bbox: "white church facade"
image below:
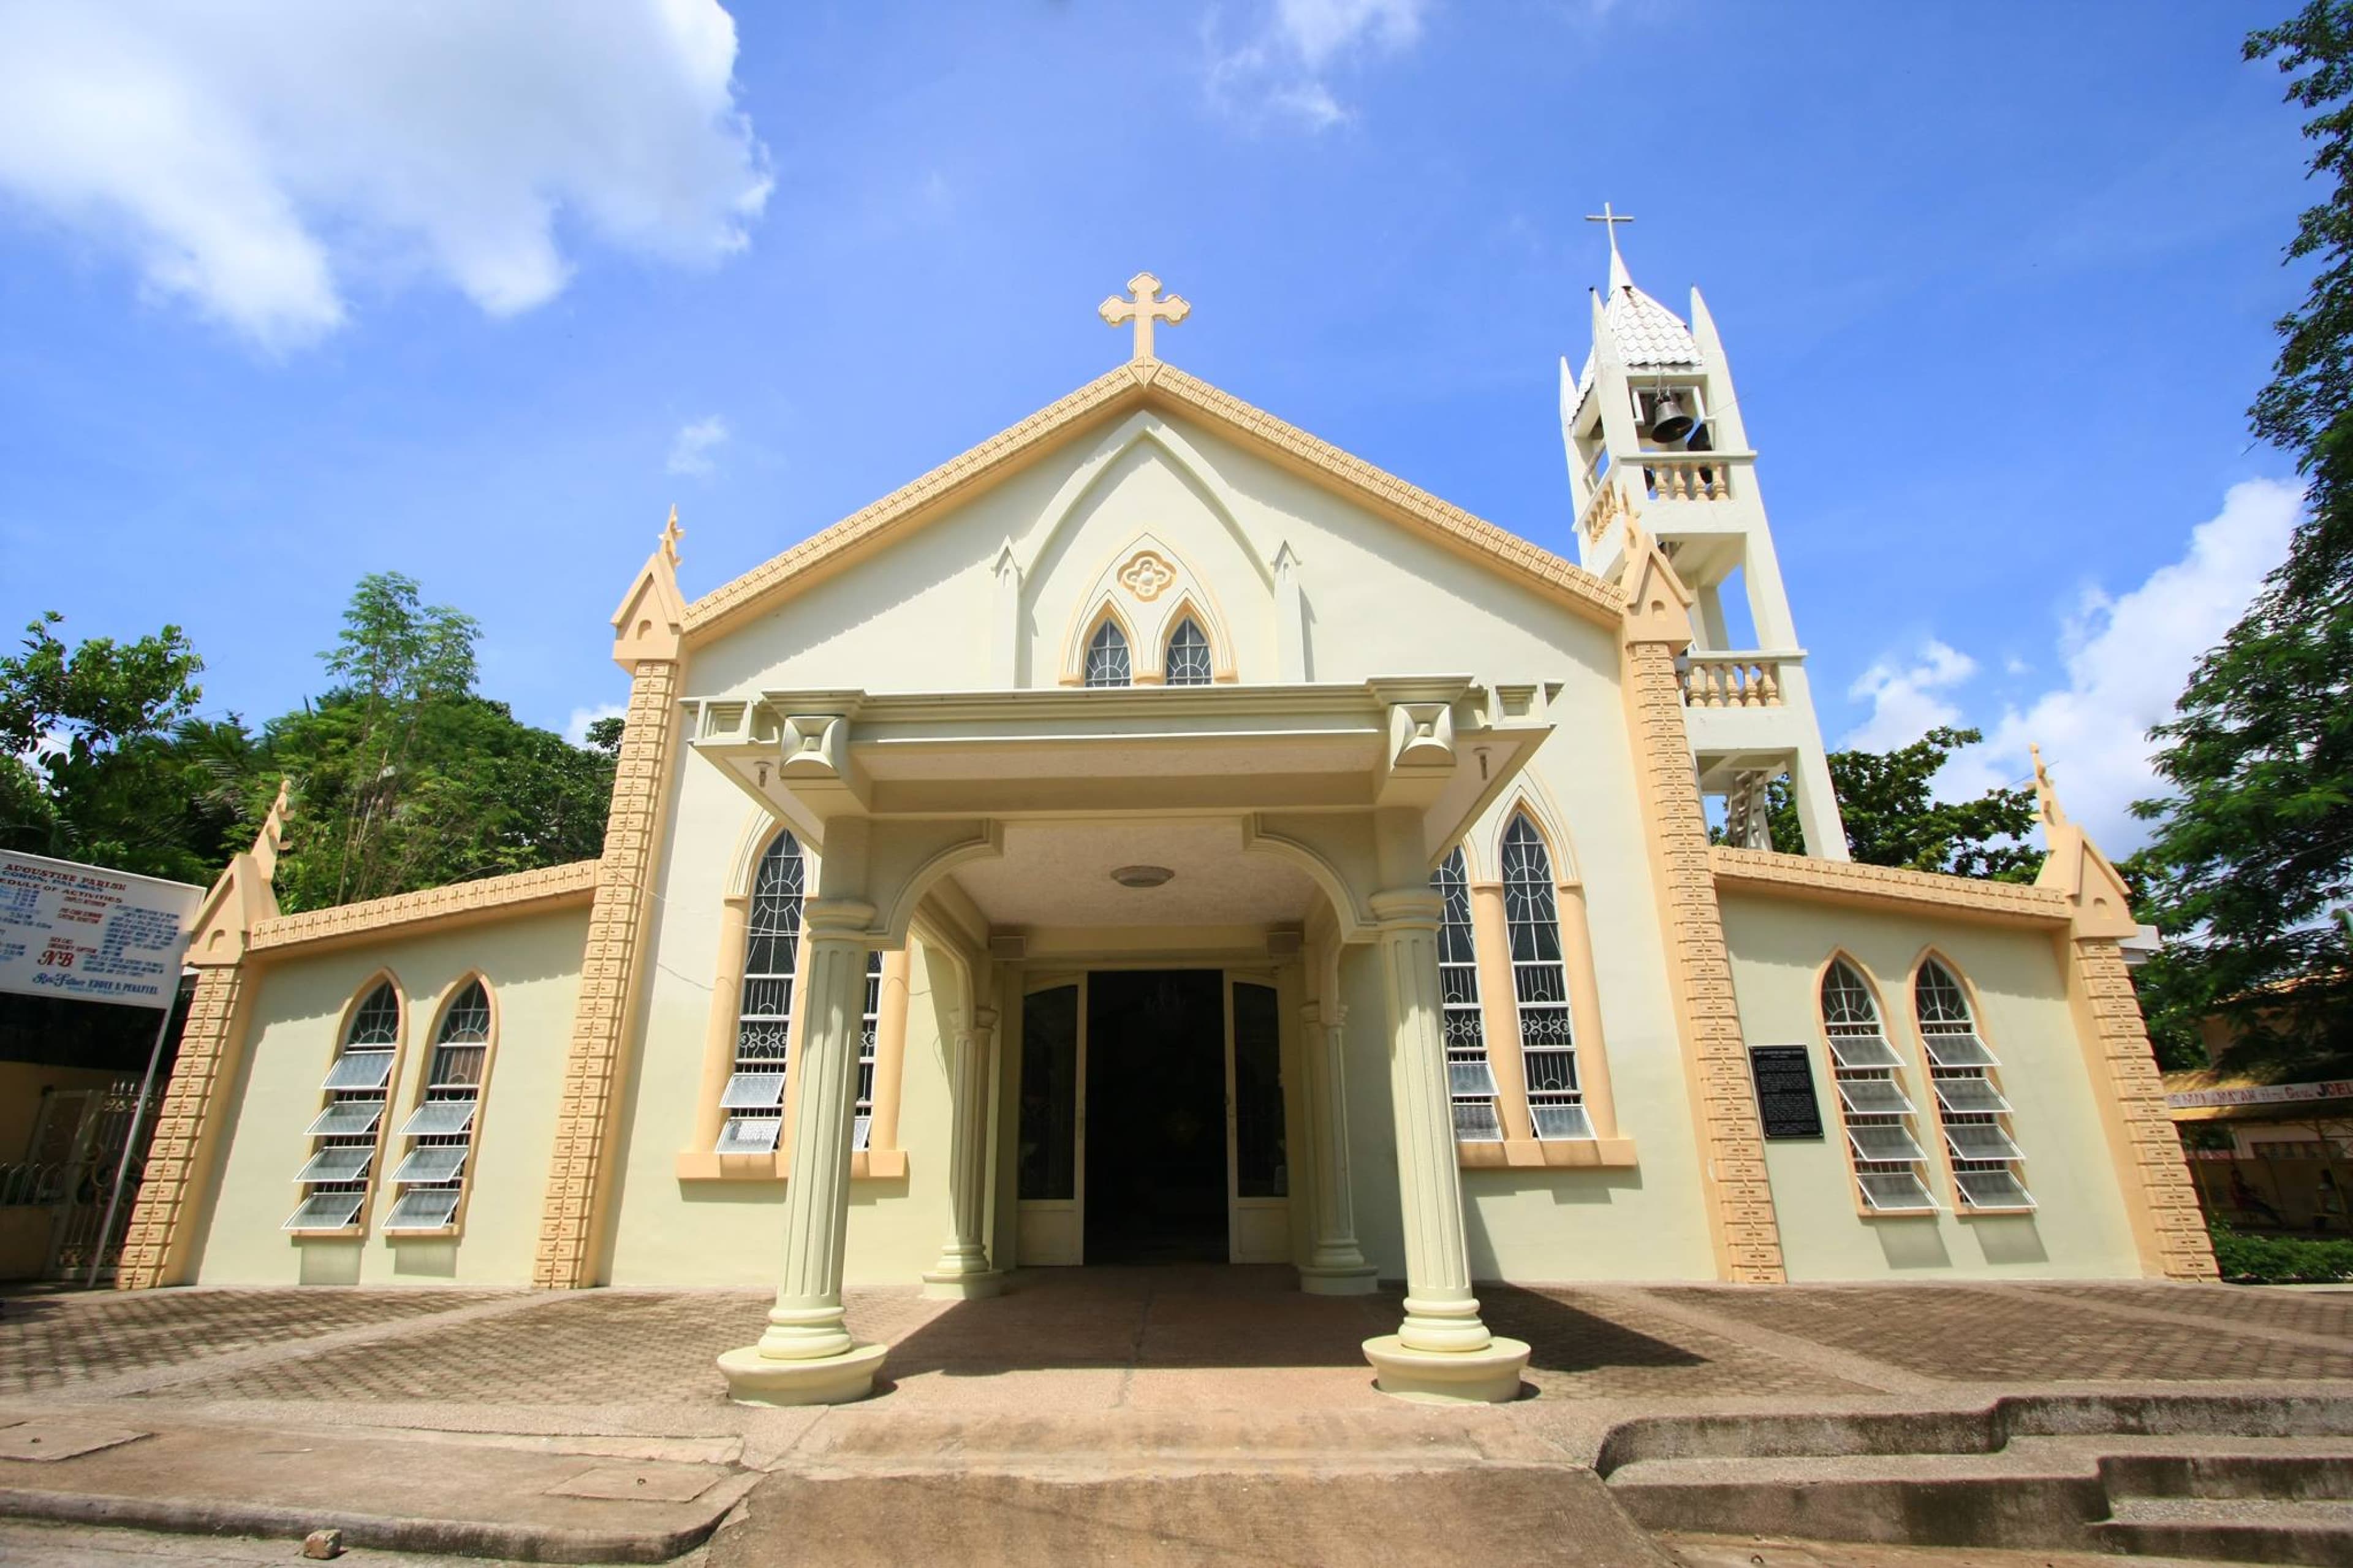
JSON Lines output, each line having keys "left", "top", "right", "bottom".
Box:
{"left": 118, "top": 242, "right": 2215, "bottom": 1404}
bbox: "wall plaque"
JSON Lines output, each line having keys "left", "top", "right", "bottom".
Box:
{"left": 1748, "top": 1044, "right": 1825, "bottom": 1140}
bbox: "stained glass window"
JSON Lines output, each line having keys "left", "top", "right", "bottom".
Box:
{"left": 720, "top": 832, "right": 803, "bottom": 1154}
{"left": 386, "top": 978, "right": 494, "bottom": 1232}
{"left": 1165, "top": 618, "right": 1212, "bottom": 686}
{"left": 1500, "top": 814, "right": 1589, "bottom": 1139}
{"left": 1430, "top": 847, "right": 1499, "bottom": 1140}
{"left": 1084, "top": 620, "right": 1131, "bottom": 687}
{"left": 1819, "top": 958, "right": 1933, "bottom": 1212}
{"left": 287, "top": 980, "right": 400, "bottom": 1232}
{"left": 1913, "top": 958, "right": 2032, "bottom": 1209}
{"left": 855, "top": 950, "right": 882, "bottom": 1153}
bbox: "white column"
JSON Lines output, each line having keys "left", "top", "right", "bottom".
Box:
{"left": 1298, "top": 997, "right": 1376, "bottom": 1294}
{"left": 924, "top": 1004, "right": 1004, "bottom": 1298}
{"left": 717, "top": 901, "right": 889, "bottom": 1404}
{"left": 1360, "top": 887, "right": 1529, "bottom": 1403}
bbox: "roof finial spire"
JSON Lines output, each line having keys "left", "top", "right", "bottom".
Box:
{"left": 2029, "top": 742, "right": 2069, "bottom": 830}
{"left": 1586, "top": 202, "right": 1635, "bottom": 294}
{"left": 659, "top": 504, "right": 683, "bottom": 567}
{"left": 1099, "top": 271, "right": 1191, "bottom": 363}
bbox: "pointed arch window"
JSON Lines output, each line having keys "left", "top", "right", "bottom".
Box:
{"left": 1084, "top": 620, "right": 1131, "bottom": 687}
{"left": 855, "top": 949, "right": 883, "bottom": 1151}
{"left": 1164, "top": 617, "right": 1213, "bottom": 686}
{"left": 1819, "top": 959, "right": 1935, "bottom": 1213}
{"left": 1914, "top": 959, "right": 2033, "bottom": 1210}
{"left": 386, "top": 979, "right": 493, "bottom": 1232}
{"left": 1500, "top": 814, "right": 1593, "bottom": 1140}
{"left": 718, "top": 831, "right": 803, "bottom": 1154}
{"left": 287, "top": 980, "right": 400, "bottom": 1231}
{"left": 1431, "top": 847, "right": 1500, "bottom": 1141}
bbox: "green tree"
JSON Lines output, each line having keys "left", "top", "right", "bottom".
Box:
{"left": 1730, "top": 726, "right": 2042, "bottom": 881}
{"left": 0, "top": 612, "right": 233, "bottom": 881}
{"left": 2125, "top": 4, "right": 2353, "bottom": 1074}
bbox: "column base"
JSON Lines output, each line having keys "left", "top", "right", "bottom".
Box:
{"left": 920, "top": 1268, "right": 1005, "bottom": 1300}
{"left": 1298, "top": 1264, "right": 1380, "bottom": 1296}
{"left": 716, "top": 1341, "right": 888, "bottom": 1407}
{"left": 1361, "top": 1333, "right": 1529, "bottom": 1404}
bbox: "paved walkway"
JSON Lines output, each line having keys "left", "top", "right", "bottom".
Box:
{"left": 1, "top": 1268, "right": 2347, "bottom": 1562}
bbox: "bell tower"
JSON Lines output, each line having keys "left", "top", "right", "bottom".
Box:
{"left": 1561, "top": 210, "right": 1847, "bottom": 859}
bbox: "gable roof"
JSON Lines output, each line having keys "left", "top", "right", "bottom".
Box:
{"left": 683, "top": 360, "right": 1624, "bottom": 646}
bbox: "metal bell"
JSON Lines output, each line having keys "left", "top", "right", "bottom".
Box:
{"left": 1647, "top": 390, "right": 1695, "bottom": 442}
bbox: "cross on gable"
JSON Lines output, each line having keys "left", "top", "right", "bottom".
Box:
{"left": 1099, "top": 271, "right": 1190, "bottom": 363}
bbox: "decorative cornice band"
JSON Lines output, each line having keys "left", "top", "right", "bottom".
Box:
{"left": 249, "top": 860, "right": 601, "bottom": 955}
{"left": 1711, "top": 846, "right": 2071, "bottom": 924}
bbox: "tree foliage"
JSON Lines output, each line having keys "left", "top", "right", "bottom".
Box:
{"left": 1733, "top": 726, "right": 2042, "bottom": 881}
{"left": 0, "top": 577, "right": 615, "bottom": 911}
{"left": 2124, "top": 3, "right": 2353, "bottom": 1075}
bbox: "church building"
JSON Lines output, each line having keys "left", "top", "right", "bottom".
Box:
{"left": 117, "top": 235, "right": 2215, "bottom": 1406}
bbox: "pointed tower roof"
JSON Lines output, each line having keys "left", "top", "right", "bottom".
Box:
{"left": 1579, "top": 205, "right": 1701, "bottom": 387}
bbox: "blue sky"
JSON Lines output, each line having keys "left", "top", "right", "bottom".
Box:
{"left": 0, "top": 2, "right": 2316, "bottom": 850}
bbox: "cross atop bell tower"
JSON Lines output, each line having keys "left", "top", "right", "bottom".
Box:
{"left": 1099, "top": 272, "right": 1191, "bottom": 362}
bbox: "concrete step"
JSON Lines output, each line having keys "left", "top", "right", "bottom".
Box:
{"left": 2094, "top": 1497, "right": 2353, "bottom": 1566}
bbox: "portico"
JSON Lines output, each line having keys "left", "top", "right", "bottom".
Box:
{"left": 700, "top": 678, "right": 1548, "bottom": 1404}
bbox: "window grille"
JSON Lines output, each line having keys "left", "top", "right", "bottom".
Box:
{"left": 286, "top": 980, "right": 399, "bottom": 1232}
{"left": 1914, "top": 959, "right": 2033, "bottom": 1210}
{"left": 855, "top": 950, "right": 882, "bottom": 1153}
{"left": 719, "top": 831, "right": 803, "bottom": 1154}
{"left": 1819, "top": 958, "right": 1937, "bottom": 1213}
{"left": 1499, "top": 815, "right": 1591, "bottom": 1140}
{"left": 1165, "top": 618, "right": 1213, "bottom": 686}
{"left": 385, "top": 979, "right": 491, "bottom": 1233}
{"left": 1084, "top": 620, "right": 1131, "bottom": 687}
{"left": 1430, "top": 847, "right": 1499, "bottom": 1141}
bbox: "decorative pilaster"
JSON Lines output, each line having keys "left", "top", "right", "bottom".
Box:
{"left": 1297, "top": 997, "right": 1376, "bottom": 1294}
{"left": 1360, "top": 888, "right": 1529, "bottom": 1403}
{"left": 719, "top": 905, "right": 889, "bottom": 1404}
{"left": 1620, "top": 528, "right": 1785, "bottom": 1283}
{"left": 924, "top": 1004, "right": 1004, "bottom": 1297}
{"left": 535, "top": 515, "right": 690, "bottom": 1289}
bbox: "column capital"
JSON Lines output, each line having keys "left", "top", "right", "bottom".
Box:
{"left": 1302, "top": 999, "right": 1347, "bottom": 1029}
{"left": 1369, "top": 887, "right": 1443, "bottom": 928}
{"left": 803, "top": 899, "right": 877, "bottom": 938}
{"left": 969, "top": 1004, "right": 999, "bottom": 1032}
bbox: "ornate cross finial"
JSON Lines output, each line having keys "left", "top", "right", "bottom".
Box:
{"left": 659, "top": 504, "right": 684, "bottom": 567}
{"left": 1099, "top": 271, "right": 1190, "bottom": 362}
{"left": 2029, "top": 743, "right": 2068, "bottom": 829}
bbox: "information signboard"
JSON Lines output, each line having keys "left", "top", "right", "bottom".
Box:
{"left": 1748, "top": 1043, "right": 1825, "bottom": 1140}
{"left": 0, "top": 850, "right": 202, "bottom": 1009}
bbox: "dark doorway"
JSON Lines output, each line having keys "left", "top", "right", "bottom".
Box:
{"left": 1085, "top": 969, "right": 1228, "bottom": 1263}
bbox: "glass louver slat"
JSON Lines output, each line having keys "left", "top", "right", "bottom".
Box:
{"left": 1857, "top": 1170, "right": 1938, "bottom": 1213}
{"left": 1529, "top": 1100, "right": 1596, "bottom": 1140}
{"left": 1944, "top": 1123, "right": 2026, "bottom": 1162}
{"left": 322, "top": 1049, "right": 395, "bottom": 1091}
{"left": 295, "top": 1145, "right": 374, "bottom": 1184}
{"left": 721, "top": 1072, "right": 786, "bottom": 1110}
{"left": 389, "top": 1144, "right": 468, "bottom": 1185}
{"left": 1953, "top": 1167, "right": 2036, "bottom": 1210}
{"left": 1846, "top": 1123, "right": 1928, "bottom": 1163}
{"left": 384, "top": 1187, "right": 463, "bottom": 1232}
{"left": 305, "top": 1100, "right": 384, "bottom": 1138}
{"left": 1452, "top": 1101, "right": 1503, "bottom": 1142}
{"left": 852, "top": 1115, "right": 873, "bottom": 1154}
{"left": 282, "top": 1191, "right": 366, "bottom": 1232}
{"left": 716, "top": 1116, "right": 782, "bottom": 1155}
{"left": 1825, "top": 1033, "right": 1902, "bottom": 1070}
{"left": 1932, "top": 1075, "right": 2011, "bottom": 1115}
{"left": 397, "top": 1100, "right": 476, "bottom": 1138}
{"left": 1447, "top": 1058, "right": 1499, "bottom": 1097}
{"left": 1921, "top": 1032, "right": 1999, "bottom": 1069}
{"left": 1836, "top": 1078, "right": 1914, "bottom": 1116}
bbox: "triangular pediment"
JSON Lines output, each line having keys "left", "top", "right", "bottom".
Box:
{"left": 684, "top": 362, "right": 1624, "bottom": 645}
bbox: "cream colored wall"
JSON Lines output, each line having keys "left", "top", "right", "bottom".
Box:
{"left": 1719, "top": 891, "right": 2142, "bottom": 1280}
{"left": 189, "top": 907, "right": 588, "bottom": 1286}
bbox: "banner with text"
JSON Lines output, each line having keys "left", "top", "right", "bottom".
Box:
{"left": 0, "top": 851, "right": 203, "bottom": 1009}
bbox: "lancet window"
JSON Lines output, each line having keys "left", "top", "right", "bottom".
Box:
{"left": 287, "top": 980, "right": 400, "bottom": 1232}
{"left": 1819, "top": 959, "right": 1936, "bottom": 1214}
{"left": 1500, "top": 814, "right": 1593, "bottom": 1140}
{"left": 385, "top": 979, "right": 491, "bottom": 1232}
{"left": 1083, "top": 621, "right": 1131, "bottom": 688}
{"left": 1164, "top": 617, "right": 1213, "bottom": 686}
{"left": 1914, "top": 960, "right": 2033, "bottom": 1210}
{"left": 718, "top": 831, "right": 803, "bottom": 1154}
{"left": 854, "top": 950, "right": 882, "bottom": 1152}
{"left": 1431, "top": 846, "right": 1500, "bottom": 1141}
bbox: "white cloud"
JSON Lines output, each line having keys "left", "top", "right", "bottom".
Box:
{"left": 1843, "top": 639, "right": 1977, "bottom": 752}
{"left": 1836, "top": 478, "right": 2302, "bottom": 853}
{"left": 565, "top": 702, "right": 626, "bottom": 747}
{"left": 666, "top": 415, "right": 730, "bottom": 477}
{"left": 0, "top": 2, "right": 771, "bottom": 349}
{"left": 1205, "top": 0, "right": 1428, "bottom": 129}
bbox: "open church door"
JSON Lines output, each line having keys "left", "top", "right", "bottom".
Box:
{"left": 1227, "top": 974, "right": 1293, "bottom": 1263}
{"left": 1014, "top": 974, "right": 1084, "bottom": 1265}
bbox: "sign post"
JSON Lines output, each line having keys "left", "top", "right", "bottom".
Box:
{"left": 0, "top": 851, "right": 203, "bottom": 1285}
